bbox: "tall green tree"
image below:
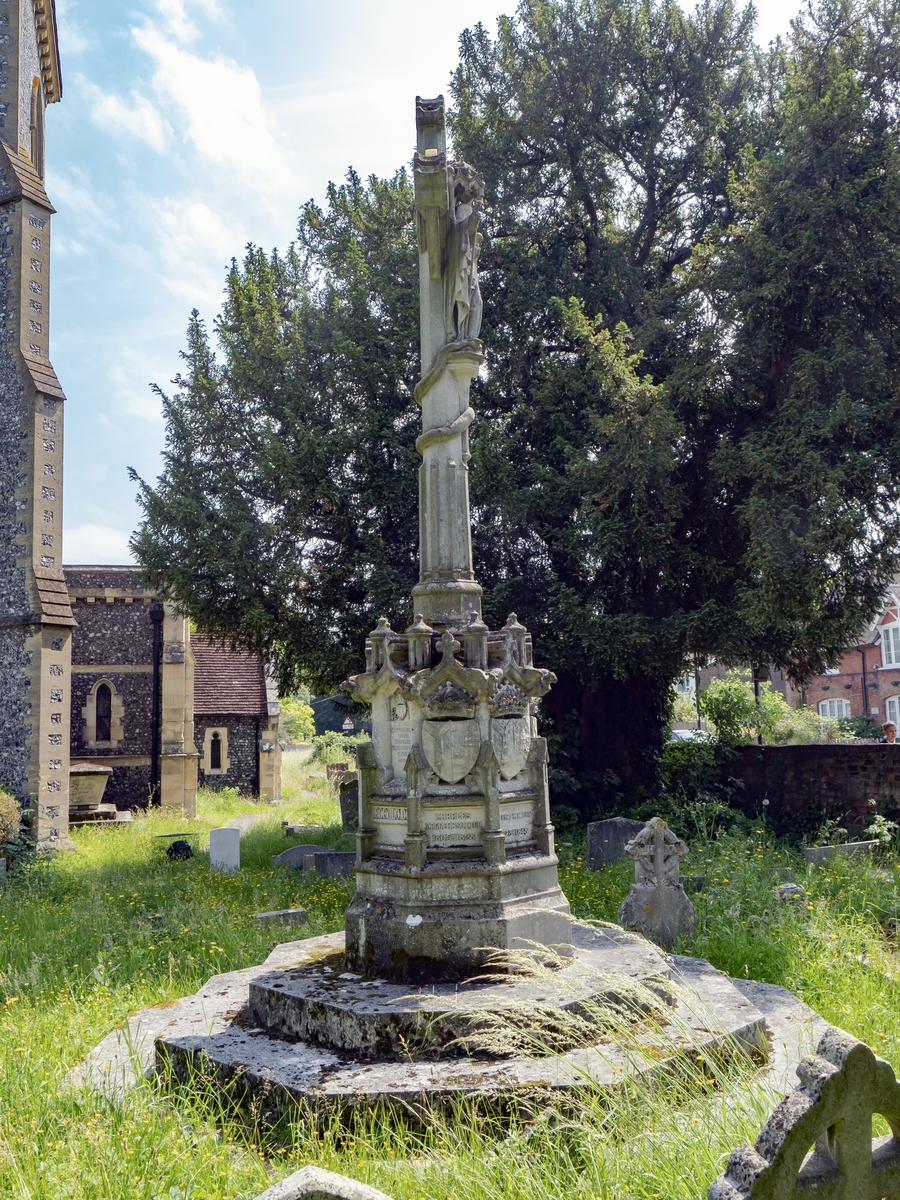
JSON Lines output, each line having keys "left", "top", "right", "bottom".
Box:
{"left": 133, "top": 0, "right": 900, "bottom": 815}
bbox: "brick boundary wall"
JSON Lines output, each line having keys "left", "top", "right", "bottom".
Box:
{"left": 729, "top": 743, "right": 900, "bottom": 832}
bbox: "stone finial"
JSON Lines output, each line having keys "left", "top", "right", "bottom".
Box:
{"left": 253, "top": 1164, "right": 395, "bottom": 1200}
{"left": 462, "top": 609, "right": 489, "bottom": 669}
{"left": 709, "top": 1028, "right": 900, "bottom": 1200}
{"left": 502, "top": 613, "right": 528, "bottom": 666}
{"left": 404, "top": 612, "right": 434, "bottom": 671}
{"left": 616, "top": 817, "right": 696, "bottom": 949}
{"left": 368, "top": 617, "right": 396, "bottom": 670}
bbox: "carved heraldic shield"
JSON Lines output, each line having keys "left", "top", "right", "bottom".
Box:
{"left": 422, "top": 719, "right": 481, "bottom": 784}
{"left": 492, "top": 716, "right": 530, "bottom": 780}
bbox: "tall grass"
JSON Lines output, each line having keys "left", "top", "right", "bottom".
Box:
{"left": 2, "top": 789, "right": 900, "bottom": 1199}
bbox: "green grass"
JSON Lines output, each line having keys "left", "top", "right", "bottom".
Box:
{"left": 3, "top": 793, "right": 900, "bottom": 1199}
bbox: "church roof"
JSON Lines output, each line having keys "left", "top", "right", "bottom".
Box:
{"left": 191, "top": 632, "right": 271, "bottom": 717}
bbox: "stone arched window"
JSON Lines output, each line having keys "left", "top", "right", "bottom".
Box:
{"left": 29, "top": 78, "right": 44, "bottom": 177}
{"left": 201, "top": 727, "right": 230, "bottom": 775}
{"left": 81, "top": 679, "right": 124, "bottom": 748}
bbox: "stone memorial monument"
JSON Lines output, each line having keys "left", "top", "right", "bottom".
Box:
{"left": 343, "top": 95, "right": 570, "bottom": 981}
{"left": 76, "top": 97, "right": 774, "bottom": 1116}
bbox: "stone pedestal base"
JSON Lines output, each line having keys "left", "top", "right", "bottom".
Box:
{"left": 344, "top": 850, "right": 572, "bottom": 982}
{"left": 145, "top": 925, "right": 766, "bottom": 1119}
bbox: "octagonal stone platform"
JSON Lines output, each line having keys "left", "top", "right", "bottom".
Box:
{"left": 143, "top": 923, "right": 767, "bottom": 1116}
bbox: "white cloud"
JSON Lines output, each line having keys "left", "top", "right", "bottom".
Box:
{"left": 154, "top": 0, "right": 223, "bottom": 43}
{"left": 152, "top": 196, "right": 242, "bottom": 307}
{"left": 133, "top": 24, "right": 296, "bottom": 198}
{"left": 88, "top": 87, "right": 171, "bottom": 153}
{"left": 63, "top": 524, "right": 135, "bottom": 565}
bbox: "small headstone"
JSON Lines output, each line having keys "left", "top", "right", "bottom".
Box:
{"left": 617, "top": 817, "right": 696, "bottom": 950}
{"left": 774, "top": 883, "right": 806, "bottom": 904}
{"left": 303, "top": 851, "right": 355, "bottom": 879}
{"left": 0, "top": 857, "right": 6, "bottom": 882}
{"left": 210, "top": 827, "right": 241, "bottom": 871}
{"left": 272, "top": 844, "right": 332, "bottom": 868}
{"left": 587, "top": 817, "right": 645, "bottom": 869}
{"left": 255, "top": 907, "right": 309, "bottom": 928}
{"left": 325, "top": 762, "right": 350, "bottom": 789}
{"left": 339, "top": 777, "right": 359, "bottom": 831}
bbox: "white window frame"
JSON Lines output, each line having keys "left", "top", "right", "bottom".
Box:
{"left": 818, "top": 698, "right": 851, "bottom": 719}
{"left": 886, "top": 696, "right": 900, "bottom": 726}
{"left": 883, "top": 624, "right": 900, "bottom": 667}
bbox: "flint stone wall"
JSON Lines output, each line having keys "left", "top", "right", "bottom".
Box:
{"left": 194, "top": 713, "right": 259, "bottom": 794}
{"left": 67, "top": 579, "right": 157, "bottom": 808}
{"left": 0, "top": 197, "right": 29, "bottom": 801}
{"left": 730, "top": 744, "right": 900, "bottom": 831}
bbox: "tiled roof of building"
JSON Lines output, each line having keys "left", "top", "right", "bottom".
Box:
{"left": 191, "top": 633, "right": 269, "bottom": 716}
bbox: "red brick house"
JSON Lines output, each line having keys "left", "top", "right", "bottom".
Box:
{"left": 801, "top": 583, "right": 900, "bottom": 725}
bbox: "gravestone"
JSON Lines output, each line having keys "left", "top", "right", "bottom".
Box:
{"left": 303, "top": 851, "right": 355, "bottom": 879}
{"left": 587, "top": 817, "right": 645, "bottom": 869}
{"left": 617, "top": 817, "right": 696, "bottom": 949}
{"left": 209, "top": 827, "right": 240, "bottom": 871}
{"left": 709, "top": 1028, "right": 900, "bottom": 1199}
{"left": 271, "top": 844, "right": 332, "bottom": 868}
{"left": 255, "top": 908, "right": 308, "bottom": 928}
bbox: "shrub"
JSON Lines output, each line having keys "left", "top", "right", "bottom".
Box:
{"left": 700, "top": 669, "right": 848, "bottom": 745}
{"left": 839, "top": 714, "right": 882, "bottom": 740}
{"left": 0, "top": 788, "right": 21, "bottom": 841}
{"left": 280, "top": 694, "right": 316, "bottom": 743}
{"left": 310, "top": 730, "right": 369, "bottom": 764}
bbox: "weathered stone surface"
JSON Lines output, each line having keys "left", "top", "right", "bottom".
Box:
{"left": 284, "top": 824, "right": 325, "bottom": 840}
{"left": 248, "top": 922, "right": 673, "bottom": 1059}
{"left": 66, "top": 933, "right": 343, "bottom": 1097}
{"left": 304, "top": 851, "right": 355, "bottom": 879}
{"left": 344, "top": 849, "right": 571, "bottom": 982}
{"left": 210, "top": 827, "right": 240, "bottom": 871}
{"left": 617, "top": 818, "right": 697, "bottom": 949}
{"left": 339, "top": 781, "right": 359, "bottom": 831}
{"left": 253, "top": 1165, "right": 394, "bottom": 1200}
{"left": 709, "top": 1028, "right": 900, "bottom": 1199}
{"left": 587, "top": 817, "right": 645, "bottom": 869}
{"left": 272, "top": 845, "right": 333, "bottom": 868}
{"left": 255, "top": 908, "right": 308, "bottom": 927}
{"left": 803, "top": 840, "right": 879, "bottom": 867}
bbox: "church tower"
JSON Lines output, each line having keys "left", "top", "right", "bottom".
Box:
{"left": 0, "top": 2, "right": 73, "bottom": 846}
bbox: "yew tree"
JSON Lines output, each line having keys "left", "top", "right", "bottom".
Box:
{"left": 133, "top": 0, "right": 900, "bottom": 814}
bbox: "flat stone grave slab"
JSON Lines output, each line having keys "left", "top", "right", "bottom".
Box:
{"left": 272, "top": 845, "right": 333, "bottom": 868}
{"left": 283, "top": 824, "right": 325, "bottom": 840}
{"left": 256, "top": 908, "right": 309, "bottom": 928}
{"left": 587, "top": 817, "right": 645, "bottom": 869}
{"left": 803, "top": 840, "right": 879, "bottom": 867}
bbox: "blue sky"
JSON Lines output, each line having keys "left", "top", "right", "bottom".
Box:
{"left": 51, "top": 0, "right": 800, "bottom": 565}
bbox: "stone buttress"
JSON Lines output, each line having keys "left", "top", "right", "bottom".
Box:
{"left": 0, "top": 2, "right": 72, "bottom": 845}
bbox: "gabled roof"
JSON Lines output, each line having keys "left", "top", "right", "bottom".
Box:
{"left": 191, "top": 632, "right": 271, "bottom": 717}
